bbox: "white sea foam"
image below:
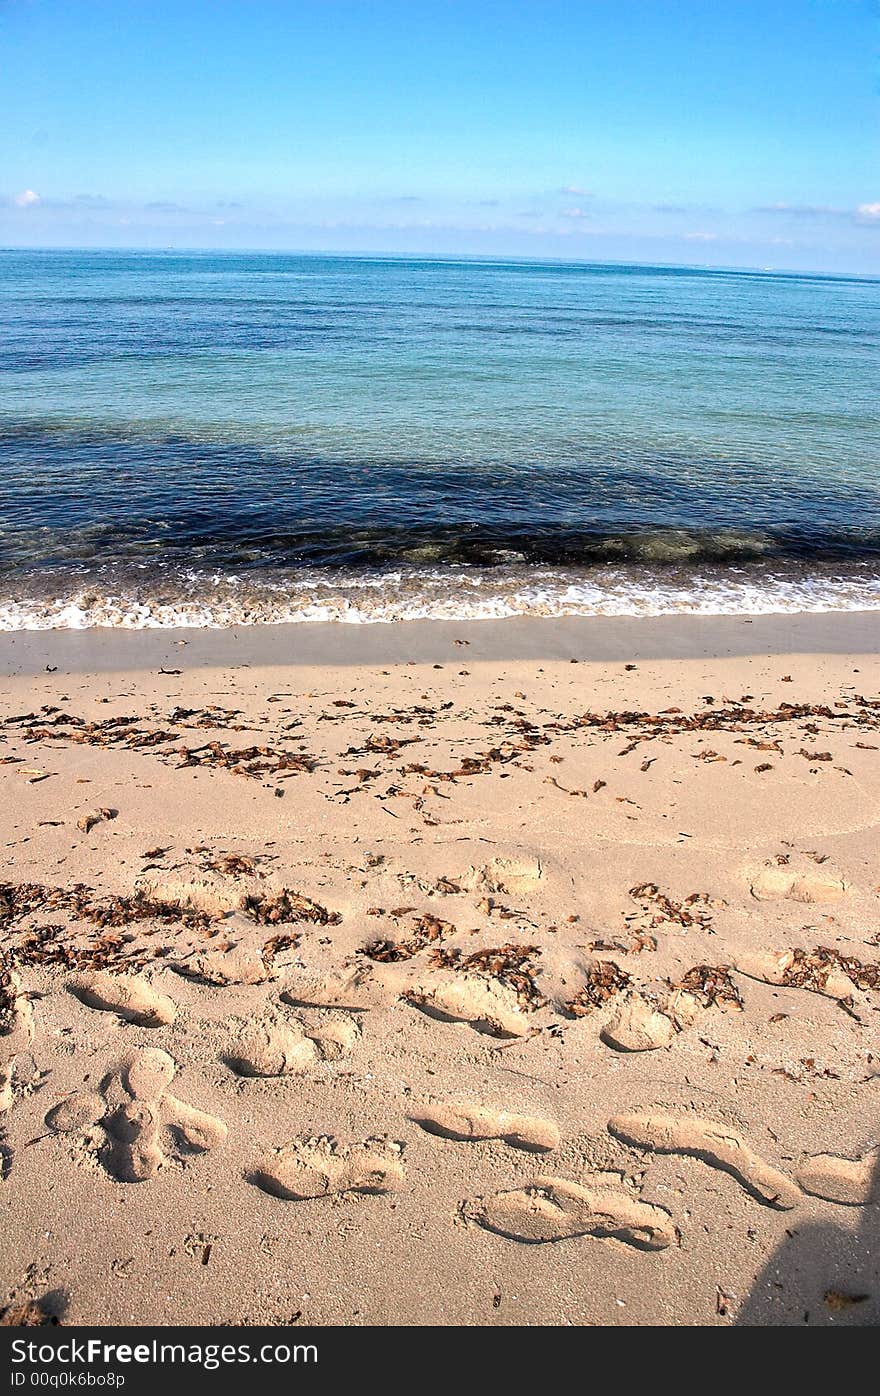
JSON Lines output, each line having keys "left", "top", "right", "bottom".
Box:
{"left": 1, "top": 565, "right": 878, "bottom": 630}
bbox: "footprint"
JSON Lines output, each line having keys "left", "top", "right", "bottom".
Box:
{"left": 465, "top": 857, "right": 543, "bottom": 896}
{"left": 225, "top": 1012, "right": 360, "bottom": 1077}
{"left": 138, "top": 875, "right": 243, "bottom": 918}
{"left": 601, "top": 972, "right": 739, "bottom": 1052}
{"left": 310, "top": 1016, "right": 361, "bottom": 1061}
{"left": 46, "top": 1047, "right": 226, "bottom": 1182}
{"left": 143, "top": 876, "right": 338, "bottom": 928}
{"left": 175, "top": 924, "right": 276, "bottom": 986}
{"left": 749, "top": 864, "right": 846, "bottom": 904}
{"left": 411, "top": 1102, "right": 559, "bottom": 1153}
{"left": 225, "top": 1019, "right": 320, "bottom": 1077}
{"left": 608, "top": 1111, "right": 801, "bottom": 1209}
{"left": 44, "top": 1091, "right": 105, "bottom": 1134}
{"left": 732, "top": 950, "right": 854, "bottom": 1001}
{"left": 464, "top": 1173, "right": 675, "bottom": 1250}
{"left": 0, "top": 966, "right": 34, "bottom": 1112}
{"left": 409, "top": 974, "right": 534, "bottom": 1037}
{"left": 287, "top": 963, "right": 387, "bottom": 1012}
{"left": 797, "top": 1147, "right": 880, "bottom": 1205}
{"left": 250, "top": 1135, "right": 405, "bottom": 1200}
{"left": 69, "top": 972, "right": 176, "bottom": 1027}
{"left": 600, "top": 994, "right": 677, "bottom": 1053}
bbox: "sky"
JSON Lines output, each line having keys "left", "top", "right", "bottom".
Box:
{"left": 1, "top": 0, "right": 878, "bottom": 273}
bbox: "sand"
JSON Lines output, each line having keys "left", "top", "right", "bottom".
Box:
{"left": 0, "top": 611, "right": 878, "bottom": 1327}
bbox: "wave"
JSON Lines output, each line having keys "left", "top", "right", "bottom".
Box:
{"left": 1, "top": 562, "right": 879, "bottom": 631}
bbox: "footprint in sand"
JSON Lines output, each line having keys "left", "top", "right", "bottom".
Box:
{"left": 174, "top": 921, "right": 281, "bottom": 987}
{"left": 225, "top": 1013, "right": 360, "bottom": 1078}
{"left": 249, "top": 1135, "right": 405, "bottom": 1200}
{"left": 137, "top": 874, "right": 244, "bottom": 919}
{"left": 608, "top": 1111, "right": 801, "bottom": 1210}
{"left": 579, "top": 966, "right": 741, "bottom": 1055}
{"left": 600, "top": 993, "right": 677, "bottom": 1053}
{"left": 732, "top": 949, "right": 856, "bottom": 1001}
{"left": 69, "top": 972, "right": 176, "bottom": 1028}
{"left": 464, "top": 1172, "right": 676, "bottom": 1250}
{"left": 313, "top": 1017, "right": 361, "bottom": 1060}
{"left": 408, "top": 974, "right": 535, "bottom": 1038}
{"left": 749, "top": 863, "right": 846, "bottom": 904}
{"left": 45, "top": 1046, "right": 226, "bottom": 1182}
{"left": 226, "top": 1018, "right": 320, "bottom": 1077}
{"left": 467, "top": 857, "right": 544, "bottom": 896}
{"left": 411, "top": 1102, "right": 559, "bottom": 1153}
{"left": 288, "top": 964, "right": 387, "bottom": 1013}
{"left": 1, "top": 966, "right": 34, "bottom": 1113}
{"left": 797, "top": 1147, "right": 880, "bottom": 1205}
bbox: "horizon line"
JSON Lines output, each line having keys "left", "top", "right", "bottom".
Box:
{"left": 1, "top": 243, "right": 878, "bottom": 284}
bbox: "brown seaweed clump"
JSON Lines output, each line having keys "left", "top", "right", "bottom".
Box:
{"left": 672, "top": 964, "right": 743, "bottom": 1009}
{"left": 782, "top": 947, "right": 880, "bottom": 993}
{"left": 629, "top": 884, "right": 720, "bottom": 929}
{"left": 430, "top": 943, "right": 545, "bottom": 1012}
{"left": 565, "top": 961, "right": 632, "bottom": 1017}
{"left": 242, "top": 890, "right": 341, "bottom": 926}
{"left": 362, "top": 913, "right": 454, "bottom": 963}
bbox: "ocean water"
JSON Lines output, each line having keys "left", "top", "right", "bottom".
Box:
{"left": 1, "top": 249, "right": 878, "bottom": 629}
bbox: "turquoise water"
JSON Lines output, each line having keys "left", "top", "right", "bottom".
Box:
{"left": 1, "top": 249, "right": 878, "bottom": 627}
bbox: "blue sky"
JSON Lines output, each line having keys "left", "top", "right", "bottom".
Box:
{"left": 1, "top": 0, "right": 878, "bottom": 272}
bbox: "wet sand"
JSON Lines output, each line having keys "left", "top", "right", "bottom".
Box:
{"left": 2, "top": 609, "right": 879, "bottom": 677}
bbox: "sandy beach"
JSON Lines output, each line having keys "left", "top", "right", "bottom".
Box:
{"left": 1, "top": 611, "right": 878, "bottom": 1327}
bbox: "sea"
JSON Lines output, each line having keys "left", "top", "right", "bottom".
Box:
{"left": 1, "top": 248, "right": 878, "bottom": 629}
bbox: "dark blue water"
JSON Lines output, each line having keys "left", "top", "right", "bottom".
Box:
{"left": 1, "top": 250, "right": 878, "bottom": 627}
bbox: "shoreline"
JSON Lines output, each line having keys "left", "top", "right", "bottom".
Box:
{"left": 1, "top": 607, "right": 879, "bottom": 677}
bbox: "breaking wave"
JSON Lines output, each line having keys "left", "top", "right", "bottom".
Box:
{"left": 1, "top": 561, "right": 878, "bottom": 630}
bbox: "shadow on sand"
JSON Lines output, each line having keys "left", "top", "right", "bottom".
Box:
{"left": 738, "top": 1152, "right": 880, "bottom": 1325}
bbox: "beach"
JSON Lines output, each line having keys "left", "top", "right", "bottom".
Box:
{"left": 1, "top": 610, "right": 878, "bottom": 1326}
{"left": 2, "top": 0, "right": 879, "bottom": 1345}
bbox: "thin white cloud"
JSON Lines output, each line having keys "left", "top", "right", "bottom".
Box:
{"left": 758, "top": 200, "right": 880, "bottom": 224}
{"left": 14, "top": 189, "right": 40, "bottom": 207}
{"left": 684, "top": 231, "right": 717, "bottom": 241}
{"left": 757, "top": 201, "right": 845, "bottom": 217}
{"left": 560, "top": 185, "right": 591, "bottom": 196}
{"left": 561, "top": 207, "right": 590, "bottom": 219}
